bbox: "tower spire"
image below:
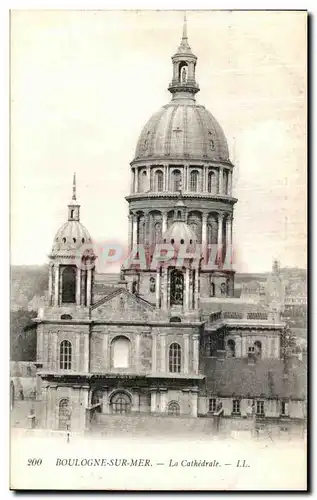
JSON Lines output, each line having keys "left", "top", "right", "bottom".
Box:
{"left": 68, "top": 173, "right": 80, "bottom": 221}
{"left": 182, "top": 12, "right": 187, "bottom": 41}
{"left": 72, "top": 172, "right": 77, "bottom": 201}
{"left": 168, "top": 13, "right": 199, "bottom": 99}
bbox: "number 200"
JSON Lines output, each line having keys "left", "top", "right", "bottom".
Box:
{"left": 27, "top": 458, "right": 42, "bottom": 466}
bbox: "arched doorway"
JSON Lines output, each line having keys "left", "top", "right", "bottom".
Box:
{"left": 58, "top": 398, "right": 71, "bottom": 430}
{"left": 168, "top": 401, "right": 180, "bottom": 416}
{"left": 110, "top": 392, "right": 132, "bottom": 414}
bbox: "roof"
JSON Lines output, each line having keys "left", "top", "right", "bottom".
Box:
{"left": 203, "top": 357, "right": 306, "bottom": 400}
{"left": 51, "top": 220, "right": 92, "bottom": 256}
{"left": 133, "top": 102, "right": 229, "bottom": 162}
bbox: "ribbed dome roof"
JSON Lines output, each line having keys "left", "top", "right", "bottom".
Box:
{"left": 51, "top": 220, "right": 92, "bottom": 256}
{"left": 162, "top": 220, "right": 197, "bottom": 250}
{"left": 134, "top": 100, "right": 229, "bottom": 162}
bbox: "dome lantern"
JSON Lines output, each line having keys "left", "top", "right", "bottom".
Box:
{"left": 168, "top": 13, "right": 200, "bottom": 100}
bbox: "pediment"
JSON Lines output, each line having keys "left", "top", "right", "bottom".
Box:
{"left": 91, "top": 288, "right": 157, "bottom": 322}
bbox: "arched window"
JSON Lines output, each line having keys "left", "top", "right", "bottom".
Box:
{"left": 155, "top": 170, "right": 164, "bottom": 192}
{"left": 190, "top": 170, "right": 199, "bottom": 192}
{"left": 170, "top": 269, "right": 184, "bottom": 306}
{"left": 60, "top": 314, "right": 72, "bottom": 320}
{"left": 60, "top": 340, "right": 72, "bottom": 370}
{"left": 168, "top": 401, "right": 180, "bottom": 416}
{"left": 149, "top": 277, "right": 156, "bottom": 293}
{"left": 210, "top": 282, "right": 215, "bottom": 297}
{"left": 220, "top": 283, "right": 227, "bottom": 296}
{"left": 227, "top": 339, "right": 236, "bottom": 358}
{"left": 169, "top": 343, "right": 181, "bottom": 373}
{"left": 132, "top": 280, "right": 138, "bottom": 294}
{"left": 61, "top": 266, "right": 76, "bottom": 303}
{"left": 172, "top": 170, "right": 182, "bottom": 192}
{"left": 58, "top": 398, "right": 71, "bottom": 430}
{"left": 208, "top": 171, "right": 216, "bottom": 193}
{"left": 111, "top": 336, "right": 131, "bottom": 369}
{"left": 110, "top": 392, "right": 131, "bottom": 414}
{"left": 70, "top": 209, "right": 74, "bottom": 218}
{"left": 254, "top": 341, "right": 262, "bottom": 358}
{"left": 170, "top": 316, "right": 181, "bottom": 323}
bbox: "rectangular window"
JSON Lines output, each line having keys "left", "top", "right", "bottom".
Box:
{"left": 256, "top": 401, "right": 265, "bottom": 416}
{"left": 209, "top": 398, "right": 217, "bottom": 413}
{"left": 281, "top": 401, "right": 289, "bottom": 416}
{"left": 232, "top": 399, "right": 241, "bottom": 415}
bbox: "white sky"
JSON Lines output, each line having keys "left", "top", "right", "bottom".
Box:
{"left": 10, "top": 10, "right": 307, "bottom": 273}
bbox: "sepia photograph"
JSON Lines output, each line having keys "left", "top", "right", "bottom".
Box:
{"left": 9, "top": 9, "right": 307, "bottom": 491}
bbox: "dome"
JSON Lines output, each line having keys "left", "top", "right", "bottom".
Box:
{"left": 162, "top": 220, "right": 197, "bottom": 250}
{"left": 51, "top": 220, "right": 92, "bottom": 256}
{"left": 134, "top": 101, "right": 229, "bottom": 162}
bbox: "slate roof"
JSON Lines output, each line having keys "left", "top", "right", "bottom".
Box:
{"left": 202, "top": 357, "right": 306, "bottom": 400}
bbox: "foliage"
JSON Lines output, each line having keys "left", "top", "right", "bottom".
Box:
{"left": 10, "top": 310, "right": 37, "bottom": 361}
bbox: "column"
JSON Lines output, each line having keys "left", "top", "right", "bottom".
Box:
{"left": 132, "top": 214, "right": 138, "bottom": 249}
{"left": 144, "top": 213, "right": 149, "bottom": 247}
{"left": 202, "top": 213, "right": 208, "bottom": 260}
{"left": 54, "top": 265, "right": 59, "bottom": 306}
{"left": 103, "top": 334, "right": 109, "bottom": 371}
{"left": 184, "top": 334, "right": 189, "bottom": 374}
{"left": 83, "top": 333, "right": 89, "bottom": 372}
{"left": 160, "top": 334, "right": 166, "bottom": 372}
{"left": 128, "top": 214, "right": 133, "bottom": 252}
{"left": 132, "top": 390, "right": 140, "bottom": 413}
{"left": 130, "top": 168, "right": 134, "bottom": 193}
{"left": 203, "top": 165, "right": 207, "bottom": 192}
{"left": 191, "top": 390, "right": 198, "bottom": 417}
{"left": 159, "top": 388, "right": 167, "bottom": 414}
{"left": 86, "top": 268, "right": 92, "bottom": 307}
{"left": 76, "top": 267, "right": 81, "bottom": 305}
{"left": 135, "top": 333, "right": 140, "bottom": 372}
{"left": 162, "top": 211, "right": 168, "bottom": 234}
{"left": 241, "top": 335, "right": 247, "bottom": 357}
{"left": 135, "top": 167, "right": 139, "bottom": 193}
{"left": 193, "top": 335, "right": 199, "bottom": 374}
{"left": 162, "top": 268, "right": 168, "bottom": 310}
{"left": 184, "top": 164, "right": 187, "bottom": 191}
{"left": 164, "top": 165, "right": 169, "bottom": 191}
{"left": 225, "top": 215, "right": 232, "bottom": 269}
{"left": 48, "top": 265, "right": 53, "bottom": 305}
{"left": 229, "top": 170, "right": 233, "bottom": 196}
{"left": 236, "top": 336, "right": 242, "bottom": 358}
{"left": 152, "top": 334, "right": 157, "bottom": 373}
{"left": 75, "top": 333, "right": 80, "bottom": 372}
{"left": 185, "top": 267, "right": 190, "bottom": 310}
{"left": 194, "top": 269, "right": 199, "bottom": 310}
{"left": 217, "top": 213, "right": 223, "bottom": 257}
{"left": 150, "top": 390, "right": 157, "bottom": 413}
{"left": 218, "top": 167, "right": 224, "bottom": 194}
{"left": 155, "top": 269, "right": 161, "bottom": 308}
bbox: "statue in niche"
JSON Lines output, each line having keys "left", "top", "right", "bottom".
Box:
{"left": 181, "top": 66, "right": 188, "bottom": 83}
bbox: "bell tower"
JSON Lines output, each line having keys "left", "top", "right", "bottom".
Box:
{"left": 47, "top": 174, "right": 96, "bottom": 312}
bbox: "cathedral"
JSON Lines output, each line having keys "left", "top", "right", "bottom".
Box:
{"left": 34, "top": 17, "right": 306, "bottom": 433}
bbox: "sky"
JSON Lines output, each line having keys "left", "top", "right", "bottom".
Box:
{"left": 10, "top": 10, "right": 307, "bottom": 273}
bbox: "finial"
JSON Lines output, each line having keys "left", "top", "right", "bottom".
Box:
{"left": 72, "top": 172, "right": 76, "bottom": 201}
{"left": 182, "top": 12, "right": 187, "bottom": 41}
